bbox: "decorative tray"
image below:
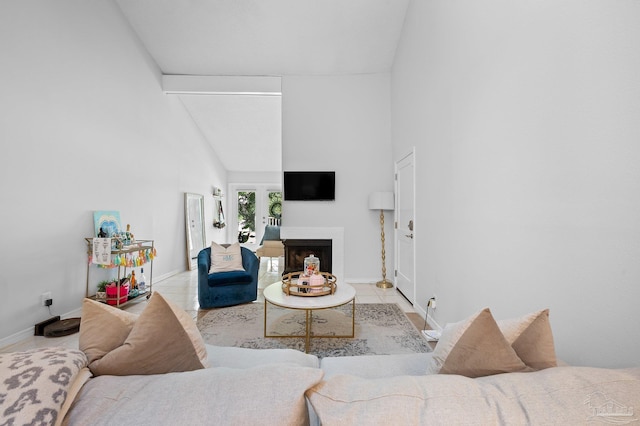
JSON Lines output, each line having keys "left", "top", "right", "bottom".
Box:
{"left": 281, "top": 271, "right": 337, "bottom": 297}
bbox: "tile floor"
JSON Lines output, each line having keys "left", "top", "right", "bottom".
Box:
{"left": 0, "top": 258, "right": 414, "bottom": 353}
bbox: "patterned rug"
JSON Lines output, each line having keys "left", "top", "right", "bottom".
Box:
{"left": 196, "top": 302, "right": 431, "bottom": 358}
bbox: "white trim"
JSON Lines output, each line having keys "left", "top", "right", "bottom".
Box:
{"left": 345, "top": 277, "right": 383, "bottom": 284}
{"left": 162, "top": 75, "right": 282, "bottom": 95}
{"left": 394, "top": 147, "right": 417, "bottom": 305}
{"left": 0, "top": 306, "right": 83, "bottom": 350}
{"left": 413, "top": 305, "right": 443, "bottom": 333}
{"left": 0, "top": 269, "right": 183, "bottom": 351}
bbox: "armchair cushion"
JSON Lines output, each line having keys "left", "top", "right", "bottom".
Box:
{"left": 208, "top": 270, "right": 254, "bottom": 287}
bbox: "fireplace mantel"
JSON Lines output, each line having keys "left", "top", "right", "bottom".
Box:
{"left": 279, "top": 227, "right": 344, "bottom": 280}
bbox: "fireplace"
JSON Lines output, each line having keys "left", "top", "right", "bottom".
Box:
{"left": 280, "top": 227, "right": 344, "bottom": 280}
{"left": 283, "top": 239, "right": 332, "bottom": 275}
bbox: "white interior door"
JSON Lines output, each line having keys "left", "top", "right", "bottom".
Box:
{"left": 395, "top": 150, "right": 415, "bottom": 303}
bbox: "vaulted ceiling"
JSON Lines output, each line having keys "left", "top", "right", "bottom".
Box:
{"left": 115, "top": 0, "right": 410, "bottom": 172}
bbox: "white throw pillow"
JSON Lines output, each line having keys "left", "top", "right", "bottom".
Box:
{"left": 210, "top": 242, "right": 245, "bottom": 273}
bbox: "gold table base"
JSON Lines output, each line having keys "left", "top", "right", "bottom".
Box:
{"left": 264, "top": 299, "right": 355, "bottom": 353}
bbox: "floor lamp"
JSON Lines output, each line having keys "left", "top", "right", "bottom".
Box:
{"left": 369, "top": 192, "right": 395, "bottom": 289}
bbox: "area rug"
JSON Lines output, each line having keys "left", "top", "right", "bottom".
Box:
{"left": 196, "top": 302, "right": 431, "bottom": 358}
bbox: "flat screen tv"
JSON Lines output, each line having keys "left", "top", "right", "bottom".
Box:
{"left": 283, "top": 171, "right": 335, "bottom": 201}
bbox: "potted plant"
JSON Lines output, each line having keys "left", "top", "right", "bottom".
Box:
{"left": 96, "top": 280, "right": 112, "bottom": 301}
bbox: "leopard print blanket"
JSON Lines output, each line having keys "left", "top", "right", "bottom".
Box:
{"left": 1, "top": 347, "right": 88, "bottom": 426}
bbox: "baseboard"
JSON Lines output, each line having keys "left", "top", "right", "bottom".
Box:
{"left": 422, "top": 329, "right": 442, "bottom": 341}
{"left": 0, "top": 306, "right": 83, "bottom": 351}
{"left": 0, "top": 271, "right": 183, "bottom": 351}
{"left": 154, "top": 269, "right": 183, "bottom": 283}
{"left": 426, "top": 312, "right": 442, "bottom": 333}
{"left": 341, "top": 277, "right": 383, "bottom": 285}
{"left": 0, "top": 328, "right": 34, "bottom": 351}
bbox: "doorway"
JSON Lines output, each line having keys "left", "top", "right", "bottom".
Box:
{"left": 394, "top": 149, "right": 415, "bottom": 303}
{"left": 230, "top": 184, "right": 282, "bottom": 251}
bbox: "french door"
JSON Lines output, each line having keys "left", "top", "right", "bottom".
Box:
{"left": 230, "top": 184, "right": 282, "bottom": 250}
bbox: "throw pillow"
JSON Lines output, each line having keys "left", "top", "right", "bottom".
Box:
{"left": 210, "top": 242, "right": 245, "bottom": 273}
{"left": 79, "top": 298, "right": 138, "bottom": 365}
{"left": 89, "top": 292, "right": 208, "bottom": 376}
{"left": 497, "top": 309, "right": 557, "bottom": 370}
{"left": 425, "top": 308, "right": 531, "bottom": 377}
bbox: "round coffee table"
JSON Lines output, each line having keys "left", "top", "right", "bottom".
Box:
{"left": 263, "top": 281, "right": 356, "bottom": 353}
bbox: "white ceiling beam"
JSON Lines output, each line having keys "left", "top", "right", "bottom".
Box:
{"left": 162, "top": 75, "right": 281, "bottom": 96}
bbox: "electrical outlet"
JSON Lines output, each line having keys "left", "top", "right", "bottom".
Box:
{"left": 41, "top": 292, "right": 52, "bottom": 306}
{"left": 427, "top": 296, "right": 436, "bottom": 309}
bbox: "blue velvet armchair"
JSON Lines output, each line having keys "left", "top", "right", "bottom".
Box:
{"left": 197, "top": 246, "right": 259, "bottom": 309}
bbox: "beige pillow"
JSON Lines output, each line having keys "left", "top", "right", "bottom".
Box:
{"left": 210, "top": 242, "right": 245, "bottom": 273}
{"left": 498, "top": 309, "right": 557, "bottom": 370}
{"left": 79, "top": 298, "right": 138, "bottom": 365}
{"left": 89, "top": 292, "right": 208, "bottom": 376}
{"left": 426, "top": 308, "right": 530, "bottom": 377}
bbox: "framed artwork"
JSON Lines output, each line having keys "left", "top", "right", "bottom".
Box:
{"left": 93, "top": 211, "right": 122, "bottom": 237}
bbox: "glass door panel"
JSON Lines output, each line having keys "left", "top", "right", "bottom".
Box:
{"left": 237, "top": 191, "right": 256, "bottom": 245}
{"left": 233, "top": 186, "right": 282, "bottom": 250}
{"left": 265, "top": 191, "right": 282, "bottom": 226}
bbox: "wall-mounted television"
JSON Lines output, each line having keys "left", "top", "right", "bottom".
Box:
{"left": 283, "top": 171, "right": 335, "bottom": 201}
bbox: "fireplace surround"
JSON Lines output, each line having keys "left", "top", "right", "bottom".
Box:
{"left": 279, "top": 227, "right": 344, "bottom": 280}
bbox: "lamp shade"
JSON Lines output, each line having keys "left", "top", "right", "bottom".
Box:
{"left": 368, "top": 192, "right": 394, "bottom": 211}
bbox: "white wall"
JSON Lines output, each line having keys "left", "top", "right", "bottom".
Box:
{"left": 391, "top": 0, "right": 640, "bottom": 367}
{"left": 0, "top": 1, "right": 227, "bottom": 345}
{"left": 282, "top": 74, "right": 394, "bottom": 281}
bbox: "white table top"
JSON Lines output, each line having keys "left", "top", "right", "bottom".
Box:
{"left": 263, "top": 281, "right": 356, "bottom": 310}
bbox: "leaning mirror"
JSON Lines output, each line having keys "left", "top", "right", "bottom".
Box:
{"left": 185, "top": 193, "right": 206, "bottom": 271}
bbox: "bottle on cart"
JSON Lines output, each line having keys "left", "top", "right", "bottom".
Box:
{"left": 130, "top": 270, "right": 137, "bottom": 290}
{"left": 139, "top": 268, "right": 147, "bottom": 292}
